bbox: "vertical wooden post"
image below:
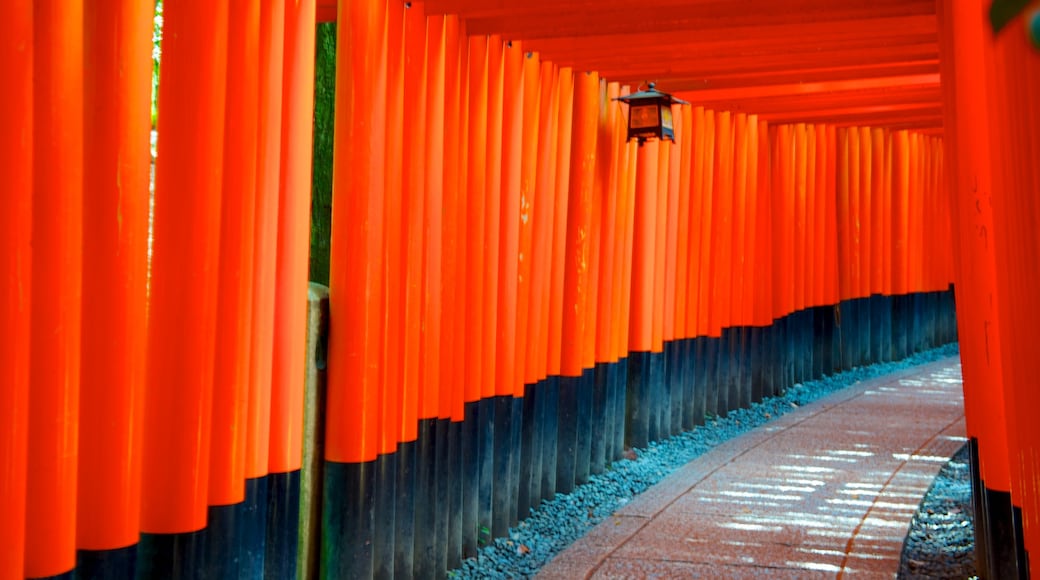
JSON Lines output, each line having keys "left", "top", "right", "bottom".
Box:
{"left": 323, "top": 0, "right": 387, "bottom": 577}
{"left": 210, "top": 0, "right": 259, "bottom": 514}
{"left": 139, "top": 0, "right": 229, "bottom": 573}
{"left": 78, "top": 0, "right": 153, "bottom": 572}
{"left": 26, "top": 2, "right": 83, "bottom": 577}
{"left": 0, "top": 4, "right": 32, "bottom": 577}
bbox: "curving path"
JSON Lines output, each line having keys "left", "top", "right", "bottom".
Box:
{"left": 538, "top": 358, "right": 965, "bottom": 579}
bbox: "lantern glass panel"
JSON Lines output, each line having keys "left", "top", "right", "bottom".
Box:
{"left": 630, "top": 104, "right": 659, "bottom": 129}
{"left": 661, "top": 106, "right": 673, "bottom": 130}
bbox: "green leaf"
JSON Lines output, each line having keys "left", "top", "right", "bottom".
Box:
{"left": 991, "top": 0, "right": 1032, "bottom": 34}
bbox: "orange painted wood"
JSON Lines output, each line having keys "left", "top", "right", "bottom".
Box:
{"left": 697, "top": 112, "right": 718, "bottom": 335}
{"left": 673, "top": 105, "right": 692, "bottom": 338}
{"left": 791, "top": 124, "right": 807, "bottom": 311}
{"left": 743, "top": 117, "right": 760, "bottom": 325}
{"left": 617, "top": 131, "right": 638, "bottom": 355}
{"left": 663, "top": 118, "right": 682, "bottom": 341}
{"left": 613, "top": 87, "right": 635, "bottom": 359}
{"left": 582, "top": 80, "right": 604, "bottom": 369}
{"left": 246, "top": 0, "right": 286, "bottom": 478}
{"left": 464, "top": 35, "right": 488, "bottom": 402}
{"left": 711, "top": 112, "right": 734, "bottom": 334}
{"left": 629, "top": 140, "right": 659, "bottom": 353}
{"left": 835, "top": 129, "right": 852, "bottom": 301}
{"left": 0, "top": 3, "right": 32, "bottom": 576}
{"left": 812, "top": 124, "right": 828, "bottom": 306}
{"left": 483, "top": 36, "right": 504, "bottom": 391}
{"left": 27, "top": 2, "right": 84, "bottom": 572}
{"left": 857, "top": 127, "right": 872, "bottom": 298}
{"left": 823, "top": 126, "right": 840, "bottom": 305}
{"left": 530, "top": 62, "right": 559, "bottom": 380}
{"left": 140, "top": 0, "right": 228, "bottom": 533}
{"left": 774, "top": 124, "right": 795, "bottom": 317}
{"left": 271, "top": 0, "right": 317, "bottom": 470}
{"left": 516, "top": 50, "right": 540, "bottom": 390}
{"left": 209, "top": 0, "right": 259, "bottom": 507}
{"left": 540, "top": 65, "right": 563, "bottom": 374}
{"left": 326, "top": 0, "right": 386, "bottom": 463}
{"left": 79, "top": 0, "right": 153, "bottom": 549}
{"left": 651, "top": 139, "right": 669, "bottom": 352}
{"left": 686, "top": 107, "right": 707, "bottom": 336}
{"left": 421, "top": 14, "right": 445, "bottom": 416}
{"left": 441, "top": 14, "right": 461, "bottom": 416}
{"left": 732, "top": 114, "right": 749, "bottom": 324}
{"left": 869, "top": 129, "right": 886, "bottom": 296}
{"left": 547, "top": 67, "right": 572, "bottom": 377}
{"left": 496, "top": 39, "right": 522, "bottom": 393}
{"left": 892, "top": 130, "right": 910, "bottom": 296}
{"left": 593, "top": 82, "right": 619, "bottom": 363}
{"left": 453, "top": 18, "right": 474, "bottom": 417}
{"left": 754, "top": 119, "right": 775, "bottom": 326}
{"left": 560, "top": 70, "right": 599, "bottom": 376}
{"left": 399, "top": 1, "right": 428, "bottom": 440}
{"left": 382, "top": 0, "right": 407, "bottom": 440}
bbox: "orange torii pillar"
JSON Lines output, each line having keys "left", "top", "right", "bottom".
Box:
{"left": 516, "top": 51, "right": 545, "bottom": 519}
{"left": 78, "top": 0, "right": 153, "bottom": 576}
{"left": 375, "top": 0, "right": 406, "bottom": 575}
{"left": 207, "top": 0, "right": 259, "bottom": 575}
{"left": 138, "top": 0, "right": 229, "bottom": 576}
{"left": 395, "top": 4, "right": 429, "bottom": 577}
{"left": 985, "top": 16, "right": 1040, "bottom": 573}
{"left": 462, "top": 33, "right": 491, "bottom": 561}
{"left": 266, "top": 0, "right": 316, "bottom": 576}
{"left": 591, "top": 82, "right": 625, "bottom": 469}
{"left": 625, "top": 136, "right": 659, "bottom": 449}
{"left": 26, "top": 2, "right": 83, "bottom": 578}
{"left": 490, "top": 36, "right": 522, "bottom": 538}
{"left": 519, "top": 59, "right": 559, "bottom": 517}
{"left": 557, "top": 70, "right": 598, "bottom": 493}
{"left": 940, "top": 0, "right": 1028, "bottom": 575}
{"left": 0, "top": 4, "right": 32, "bottom": 578}
{"left": 544, "top": 67, "right": 575, "bottom": 503}
{"left": 323, "top": 0, "right": 386, "bottom": 577}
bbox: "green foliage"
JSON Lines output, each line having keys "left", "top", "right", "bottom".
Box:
{"left": 152, "top": 0, "right": 163, "bottom": 131}
{"left": 310, "top": 23, "right": 337, "bottom": 285}
{"left": 990, "top": 0, "right": 1032, "bottom": 33}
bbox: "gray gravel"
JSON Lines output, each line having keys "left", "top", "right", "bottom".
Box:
{"left": 450, "top": 343, "right": 961, "bottom": 579}
{"left": 898, "top": 443, "right": 978, "bottom": 579}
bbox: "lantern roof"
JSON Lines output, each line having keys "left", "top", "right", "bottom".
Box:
{"left": 615, "top": 83, "right": 689, "bottom": 105}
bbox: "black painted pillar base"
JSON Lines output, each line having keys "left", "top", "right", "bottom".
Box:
{"left": 77, "top": 544, "right": 137, "bottom": 580}
{"left": 461, "top": 401, "right": 480, "bottom": 559}
{"left": 446, "top": 419, "right": 463, "bottom": 571}
{"left": 518, "top": 383, "right": 540, "bottom": 519}
{"left": 557, "top": 376, "right": 580, "bottom": 493}
{"left": 575, "top": 369, "right": 594, "bottom": 485}
{"left": 592, "top": 364, "right": 610, "bottom": 475}
{"left": 491, "top": 394, "right": 514, "bottom": 537}
{"left": 475, "top": 397, "right": 495, "bottom": 548}
{"left": 625, "top": 352, "right": 651, "bottom": 449}
{"left": 413, "top": 418, "right": 438, "bottom": 579}
{"left": 137, "top": 529, "right": 206, "bottom": 580}
{"left": 540, "top": 377, "right": 560, "bottom": 502}
{"left": 372, "top": 455, "right": 395, "bottom": 580}
{"left": 265, "top": 470, "right": 301, "bottom": 580}
{"left": 322, "top": 460, "right": 375, "bottom": 580}
{"left": 612, "top": 358, "right": 628, "bottom": 462}
{"left": 394, "top": 439, "right": 417, "bottom": 578}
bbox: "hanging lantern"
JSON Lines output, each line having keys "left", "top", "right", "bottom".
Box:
{"left": 615, "top": 82, "right": 688, "bottom": 144}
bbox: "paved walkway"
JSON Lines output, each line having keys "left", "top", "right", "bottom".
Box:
{"left": 538, "top": 357, "right": 966, "bottom": 579}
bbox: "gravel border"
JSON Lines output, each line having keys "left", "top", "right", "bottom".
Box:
{"left": 450, "top": 343, "right": 961, "bottom": 579}
{"left": 898, "top": 443, "right": 978, "bottom": 579}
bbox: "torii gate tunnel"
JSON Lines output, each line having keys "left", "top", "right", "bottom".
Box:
{"left": 0, "top": 0, "right": 1038, "bottom": 578}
